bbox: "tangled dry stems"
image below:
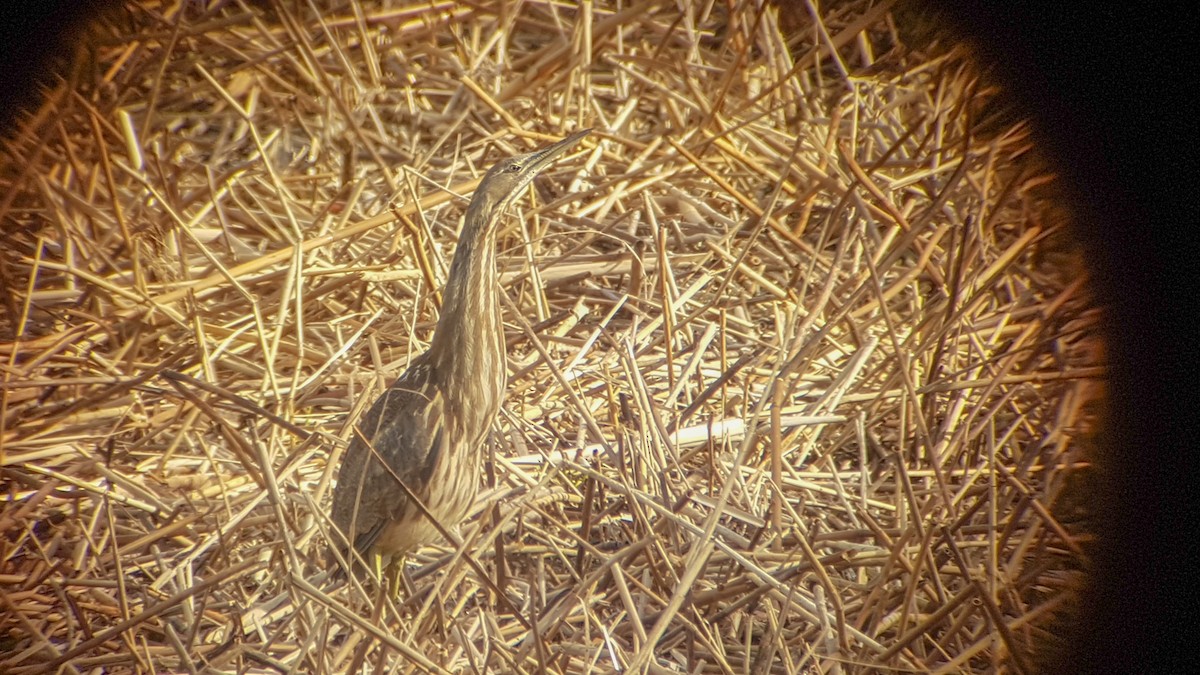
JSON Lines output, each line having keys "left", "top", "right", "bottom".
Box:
{"left": 1, "top": 1, "right": 1101, "bottom": 673}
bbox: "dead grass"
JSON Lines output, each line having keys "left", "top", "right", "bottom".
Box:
{"left": 0, "top": 1, "right": 1102, "bottom": 673}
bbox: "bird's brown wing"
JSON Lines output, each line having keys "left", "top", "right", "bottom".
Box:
{"left": 330, "top": 362, "right": 447, "bottom": 557}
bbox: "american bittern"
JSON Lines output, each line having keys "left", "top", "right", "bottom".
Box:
{"left": 330, "top": 129, "right": 590, "bottom": 582}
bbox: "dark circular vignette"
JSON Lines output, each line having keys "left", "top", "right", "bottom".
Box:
{"left": 0, "top": 1, "right": 115, "bottom": 134}
{"left": 0, "top": 2, "right": 1191, "bottom": 673}
{"left": 929, "top": 3, "right": 1193, "bottom": 673}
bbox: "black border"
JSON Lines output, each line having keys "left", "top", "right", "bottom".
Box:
{"left": 2, "top": 2, "right": 1193, "bottom": 672}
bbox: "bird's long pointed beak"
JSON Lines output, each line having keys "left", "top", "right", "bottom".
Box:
{"left": 524, "top": 128, "right": 592, "bottom": 174}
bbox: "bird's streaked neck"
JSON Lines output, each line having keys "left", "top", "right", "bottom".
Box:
{"left": 428, "top": 190, "right": 507, "bottom": 398}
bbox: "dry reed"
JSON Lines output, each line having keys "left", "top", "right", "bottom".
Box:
{"left": 1, "top": 1, "right": 1102, "bottom": 673}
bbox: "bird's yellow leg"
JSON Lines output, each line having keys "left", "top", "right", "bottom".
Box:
{"left": 372, "top": 551, "right": 385, "bottom": 585}
{"left": 386, "top": 558, "right": 406, "bottom": 601}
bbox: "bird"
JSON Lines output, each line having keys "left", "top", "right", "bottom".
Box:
{"left": 330, "top": 129, "right": 591, "bottom": 586}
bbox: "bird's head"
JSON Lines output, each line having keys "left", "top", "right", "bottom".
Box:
{"left": 475, "top": 128, "right": 591, "bottom": 214}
